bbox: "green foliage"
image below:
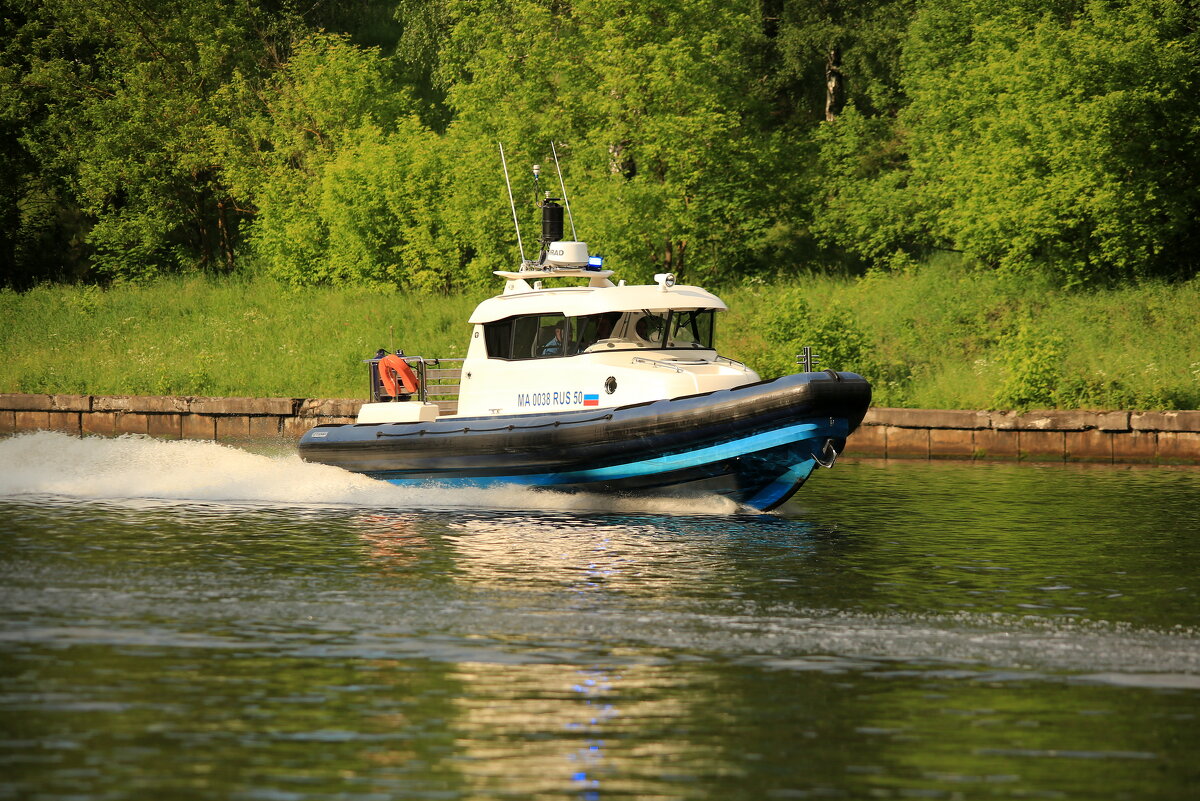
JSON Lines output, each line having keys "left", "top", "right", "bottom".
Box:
{"left": 720, "top": 259, "right": 1200, "bottom": 411}
{"left": 432, "top": 0, "right": 791, "bottom": 284}
{"left": 758, "top": 293, "right": 874, "bottom": 377}
{"left": 809, "top": 105, "right": 924, "bottom": 266}
{"left": 745, "top": 285, "right": 912, "bottom": 405}
{"left": 214, "top": 33, "right": 469, "bottom": 290}
{"left": 989, "top": 296, "right": 1199, "bottom": 412}
{"left": 992, "top": 322, "right": 1066, "bottom": 410}
{"left": 2, "top": 0, "right": 1198, "bottom": 290}
{"left": 770, "top": 0, "right": 917, "bottom": 119}
{"left": 814, "top": 0, "right": 1200, "bottom": 283}
{"left": 0, "top": 276, "right": 486, "bottom": 398}
{"left": 1, "top": 0, "right": 271, "bottom": 282}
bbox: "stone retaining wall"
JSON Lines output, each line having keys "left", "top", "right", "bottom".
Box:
{"left": 1, "top": 394, "right": 1198, "bottom": 464}
{"left": 851, "top": 408, "right": 1200, "bottom": 463}
{"left": 0, "top": 393, "right": 360, "bottom": 441}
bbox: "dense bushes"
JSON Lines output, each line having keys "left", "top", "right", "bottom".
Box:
{"left": 722, "top": 261, "right": 1200, "bottom": 410}
{"left": 216, "top": 35, "right": 462, "bottom": 290}
{"left": 814, "top": 0, "right": 1200, "bottom": 285}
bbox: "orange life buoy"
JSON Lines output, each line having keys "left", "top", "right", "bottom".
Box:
{"left": 379, "top": 354, "right": 419, "bottom": 397}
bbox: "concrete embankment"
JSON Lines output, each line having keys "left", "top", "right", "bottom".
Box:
{"left": 852, "top": 407, "right": 1200, "bottom": 464}
{"left": 0, "top": 394, "right": 359, "bottom": 441}
{"left": 2, "top": 393, "right": 1199, "bottom": 464}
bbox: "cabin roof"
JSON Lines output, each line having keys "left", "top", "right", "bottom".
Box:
{"left": 467, "top": 283, "right": 728, "bottom": 324}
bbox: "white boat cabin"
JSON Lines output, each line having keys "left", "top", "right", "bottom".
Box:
{"left": 357, "top": 246, "right": 759, "bottom": 424}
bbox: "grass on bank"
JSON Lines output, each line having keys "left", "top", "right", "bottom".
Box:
{"left": 722, "top": 259, "right": 1200, "bottom": 410}
{"left": 0, "top": 277, "right": 488, "bottom": 399}
{"left": 2, "top": 260, "right": 1198, "bottom": 410}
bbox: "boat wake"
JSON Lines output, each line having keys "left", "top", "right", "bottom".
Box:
{"left": 0, "top": 431, "right": 740, "bottom": 515}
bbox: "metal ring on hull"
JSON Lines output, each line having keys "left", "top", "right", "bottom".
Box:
{"left": 813, "top": 438, "right": 839, "bottom": 469}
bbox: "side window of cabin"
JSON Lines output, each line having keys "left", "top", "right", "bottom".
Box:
{"left": 493, "top": 314, "right": 569, "bottom": 359}
{"left": 511, "top": 316, "right": 541, "bottom": 359}
{"left": 483, "top": 319, "right": 513, "bottom": 359}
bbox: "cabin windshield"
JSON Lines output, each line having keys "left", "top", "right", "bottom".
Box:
{"left": 667, "top": 309, "right": 715, "bottom": 349}
{"left": 483, "top": 309, "right": 716, "bottom": 360}
{"left": 574, "top": 309, "right": 715, "bottom": 352}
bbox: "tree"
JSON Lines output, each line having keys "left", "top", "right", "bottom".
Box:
{"left": 432, "top": 0, "right": 789, "bottom": 283}
{"left": 216, "top": 33, "right": 464, "bottom": 290}
{"left": 813, "top": 0, "right": 1200, "bottom": 283}
{"left": 767, "top": 0, "right": 916, "bottom": 123}
{"left": 906, "top": 0, "right": 1200, "bottom": 283}
{"left": 0, "top": 0, "right": 285, "bottom": 281}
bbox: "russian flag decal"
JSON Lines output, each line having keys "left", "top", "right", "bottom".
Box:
{"left": 583, "top": 394, "right": 600, "bottom": 406}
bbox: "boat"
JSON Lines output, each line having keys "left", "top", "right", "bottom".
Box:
{"left": 299, "top": 151, "right": 871, "bottom": 511}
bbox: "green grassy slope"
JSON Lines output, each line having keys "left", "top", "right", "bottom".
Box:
{"left": 3, "top": 266, "right": 1197, "bottom": 410}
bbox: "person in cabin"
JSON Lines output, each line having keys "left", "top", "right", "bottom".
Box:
{"left": 540, "top": 321, "right": 567, "bottom": 356}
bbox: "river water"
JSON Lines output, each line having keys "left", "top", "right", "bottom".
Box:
{"left": 1, "top": 431, "right": 1198, "bottom": 800}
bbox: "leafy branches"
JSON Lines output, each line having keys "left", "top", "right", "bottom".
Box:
{"left": 811, "top": 0, "right": 1200, "bottom": 284}
{"left": 1, "top": 0, "right": 1197, "bottom": 289}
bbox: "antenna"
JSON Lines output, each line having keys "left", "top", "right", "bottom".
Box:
{"left": 498, "top": 143, "right": 526, "bottom": 263}
{"left": 551, "top": 142, "right": 577, "bottom": 240}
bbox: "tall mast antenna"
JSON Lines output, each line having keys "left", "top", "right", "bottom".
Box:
{"left": 551, "top": 142, "right": 577, "bottom": 241}
{"left": 499, "top": 143, "right": 527, "bottom": 262}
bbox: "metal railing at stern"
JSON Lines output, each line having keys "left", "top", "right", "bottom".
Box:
{"left": 366, "top": 356, "right": 465, "bottom": 415}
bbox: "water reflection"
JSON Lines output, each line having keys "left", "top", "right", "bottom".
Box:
{"left": 438, "top": 663, "right": 629, "bottom": 798}
{"left": 358, "top": 514, "right": 435, "bottom": 572}
{"left": 566, "top": 667, "right": 617, "bottom": 801}
{"left": 347, "top": 508, "right": 846, "bottom": 604}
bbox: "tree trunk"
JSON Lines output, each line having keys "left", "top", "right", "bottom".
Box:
{"left": 825, "top": 45, "right": 845, "bottom": 122}
{"left": 663, "top": 239, "right": 687, "bottom": 280}
{"left": 217, "top": 198, "right": 235, "bottom": 272}
{"left": 608, "top": 140, "right": 636, "bottom": 179}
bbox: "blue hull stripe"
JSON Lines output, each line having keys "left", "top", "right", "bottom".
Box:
{"left": 382, "top": 419, "right": 841, "bottom": 489}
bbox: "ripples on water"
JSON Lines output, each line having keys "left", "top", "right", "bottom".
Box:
{"left": 1, "top": 431, "right": 1198, "bottom": 800}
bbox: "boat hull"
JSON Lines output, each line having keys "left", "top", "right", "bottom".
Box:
{"left": 299, "top": 371, "right": 871, "bottom": 511}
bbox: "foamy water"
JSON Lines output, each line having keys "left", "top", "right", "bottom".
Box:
{"left": 0, "top": 431, "right": 739, "bottom": 514}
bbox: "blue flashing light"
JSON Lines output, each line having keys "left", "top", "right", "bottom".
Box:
{"left": 586, "top": 255, "right": 603, "bottom": 271}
